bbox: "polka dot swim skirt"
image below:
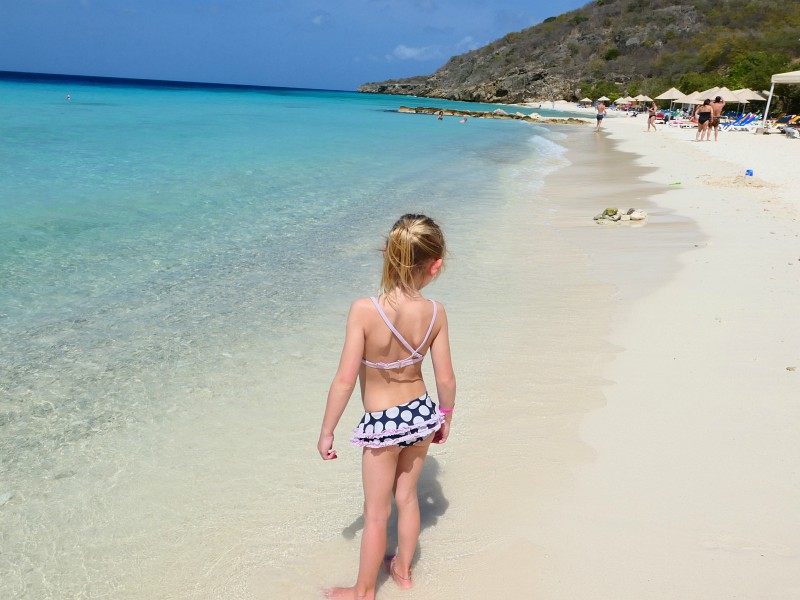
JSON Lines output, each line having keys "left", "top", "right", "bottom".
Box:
{"left": 350, "top": 392, "right": 444, "bottom": 448}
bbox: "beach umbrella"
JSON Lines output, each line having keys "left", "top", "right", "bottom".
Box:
{"left": 674, "top": 93, "right": 703, "bottom": 105}
{"left": 612, "top": 97, "right": 627, "bottom": 104}
{"left": 597, "top": 95, "right": 610, "bottom": 102}
{"left": 680, "top": 91, "right": 704, "bottom": 108}
{"left": 700, "top": 87, "right": 719, "bottom": 98}
{"left": 733, "top": 88, "right": 767, "bottom": 101}
{"left": 634, "top": 94, "right": 653, "bottom": 102}
{"left": 712, "top": 87, "right": 749, "bottom": 116}
{"left": 656, "top": 87, "right": 687, "bottom": 111}
{"left": 580, "top": 97, "right": 592, "bottom": 103}
{"left": 655, "top": 87, "right": 684, "bottom": 100}
{"left": 714, "top": 87, "right": 748, "bottom": 103}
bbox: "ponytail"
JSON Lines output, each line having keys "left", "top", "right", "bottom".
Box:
{"left": 380, "top": 214, "right": 446, "bottom": 296}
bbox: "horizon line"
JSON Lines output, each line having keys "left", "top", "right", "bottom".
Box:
{"left": 0, "top": 70, "right": 353, "bottom": 93}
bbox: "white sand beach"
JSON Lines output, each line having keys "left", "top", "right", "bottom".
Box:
{"left": 526, "top": 115, "right": 800, "bottom": 598}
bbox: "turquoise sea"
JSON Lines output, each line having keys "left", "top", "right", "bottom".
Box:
{"left": 0, "top": 75, "right": 571, "bottom": 598}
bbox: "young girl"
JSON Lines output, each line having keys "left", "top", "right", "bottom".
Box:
{"left": 317, "top": 214, "right": 456, "bottom": 600}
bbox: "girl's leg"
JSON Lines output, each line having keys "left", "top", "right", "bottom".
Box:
{"left": 326, "top": 446, "right": 400, "bottom": 600}
{"left": 389, "top": 435, "right": 434, "bottom": 587}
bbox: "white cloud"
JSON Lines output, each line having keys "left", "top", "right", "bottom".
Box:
{"left": 455, "top": 36, "right": 478, "bottom": 52}
{"left": 310, "top": 10, "right": 331, "bottom": 26}
{"left": 391, "top": 44, "right": 443, "bottom": 61}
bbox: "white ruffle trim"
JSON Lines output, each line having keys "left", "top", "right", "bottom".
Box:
{"left": 350, "top": 413, "right": 445, "bottom": 448}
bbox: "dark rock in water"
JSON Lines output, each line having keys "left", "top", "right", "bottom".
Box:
{"left": 397, "top": 106, "right": 587, "bottom": 125}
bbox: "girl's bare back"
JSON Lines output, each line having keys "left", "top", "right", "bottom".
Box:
{"left": 357, "top": 294, "right": 441, "bottom": 411}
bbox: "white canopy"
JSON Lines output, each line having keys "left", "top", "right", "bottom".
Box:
{"left": 580, "top": 97, "right": 592, "bottom": 103}
{"left": 764, "top": 70, "right": 800, "bottom": 120}
{"left": 655, "top": 87, "right": 684, "bottom": 100}
{"left": 597, "top": 95, "right": 610, "bottom": 101}
{"left": 633, "top": 94, "right": 653, "bottom": 102}
{"left": 772, "top": 70, "right": 800, "bottom": 84}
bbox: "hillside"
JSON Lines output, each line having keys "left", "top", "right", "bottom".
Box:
{"left": 358, "top": 0, "right": 800, "bottom": 107}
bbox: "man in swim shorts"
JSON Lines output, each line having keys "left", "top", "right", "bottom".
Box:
{"left": 710, "top": 95, "right": 726, "bottom": 141}
{"left": 595, "top": 101, "right": 606, "bottom": 132}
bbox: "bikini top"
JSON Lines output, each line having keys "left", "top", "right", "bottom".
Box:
{"left": 361, "top": 296, "right": 437, "bottom": 370}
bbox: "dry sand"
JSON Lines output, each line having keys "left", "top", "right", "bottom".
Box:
{"left": 528, "top": 114, "right": 800, "bottom": 598}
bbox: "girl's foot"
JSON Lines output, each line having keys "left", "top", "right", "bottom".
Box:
{"left": 324, "top": 587, "right": 374, "bottom": 600}
{"left": 388, "top": 556, "right": 413, "bottom": 589}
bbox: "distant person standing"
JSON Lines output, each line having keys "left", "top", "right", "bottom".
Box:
{"left": 647, "top": 101, "right": 658, "bottom": 131}
{"left": 595, "top": 100, "right": 606, "bottom": 132}
{"left": 694, "top": 99, "right": 713, "bottom": 141}
{"left": 710, "top": 95, "right": 726, "bottom": 141}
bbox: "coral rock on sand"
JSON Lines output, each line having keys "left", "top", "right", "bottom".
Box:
{"left": 594, "top": 207, "right": 648, "bottom": 224}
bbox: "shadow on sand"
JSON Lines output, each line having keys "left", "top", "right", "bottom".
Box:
{"left": 341, "top": 456, "right": 449, "bottom": 558}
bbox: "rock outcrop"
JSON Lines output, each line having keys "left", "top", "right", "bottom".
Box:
{"left": 397, "top": 105, "right": 588, "bottom": 125}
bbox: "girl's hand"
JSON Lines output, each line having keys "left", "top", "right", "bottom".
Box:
{"left": 433, "top": 420, "right": 450, "bottom": 444}
{"left": 318, "top": 433, "right": 337, "bottom": 460}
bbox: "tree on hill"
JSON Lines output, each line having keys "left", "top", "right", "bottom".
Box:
{"left": 359, "top": 0, "right": 800, "bottom": 114}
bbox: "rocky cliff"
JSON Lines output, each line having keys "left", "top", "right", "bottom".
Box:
{"left": 359, "top": 0, "right": 800, "bottom": 104}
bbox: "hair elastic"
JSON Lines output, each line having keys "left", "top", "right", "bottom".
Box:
{"left": 439, "top": 406, "right": 454, "bottom": 415}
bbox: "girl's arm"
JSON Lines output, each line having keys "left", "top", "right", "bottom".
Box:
{"left": 317, "top": 300, "right": 366, "bottom": 460}
{"left": 428, "top": 303, "right": 456, "bottom": 444}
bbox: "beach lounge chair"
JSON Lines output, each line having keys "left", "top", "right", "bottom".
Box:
{"left": 721, "top": 113, "right": 750, "bottom": 130}
{"left": 729, "top": 114, "right": 759, "bottom": 131}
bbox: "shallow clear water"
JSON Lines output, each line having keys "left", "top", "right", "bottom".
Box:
{"left": 0, "top": 77, "right": 569, "bottom": 598}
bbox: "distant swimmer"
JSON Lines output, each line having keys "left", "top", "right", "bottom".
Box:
{"left": 437, "top": 111, "right": 443, "bottom": 121}
{"left": 66, "top": 94, "right": 71, "bottom": 101}
{"left": 459, "top": 117, "right": 467, "bottom": 123}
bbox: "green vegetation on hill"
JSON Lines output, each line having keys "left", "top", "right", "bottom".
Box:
{"left": 359, "top": 0, "right": 800, "bottom": 114}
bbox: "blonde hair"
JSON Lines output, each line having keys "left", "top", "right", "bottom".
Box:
{"left": 380, "top": 214, "right": 446, "bottom": 296}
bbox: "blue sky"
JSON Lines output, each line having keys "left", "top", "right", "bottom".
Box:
{"left": 0, "top": 0, "right": 588, "bottom": 90}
